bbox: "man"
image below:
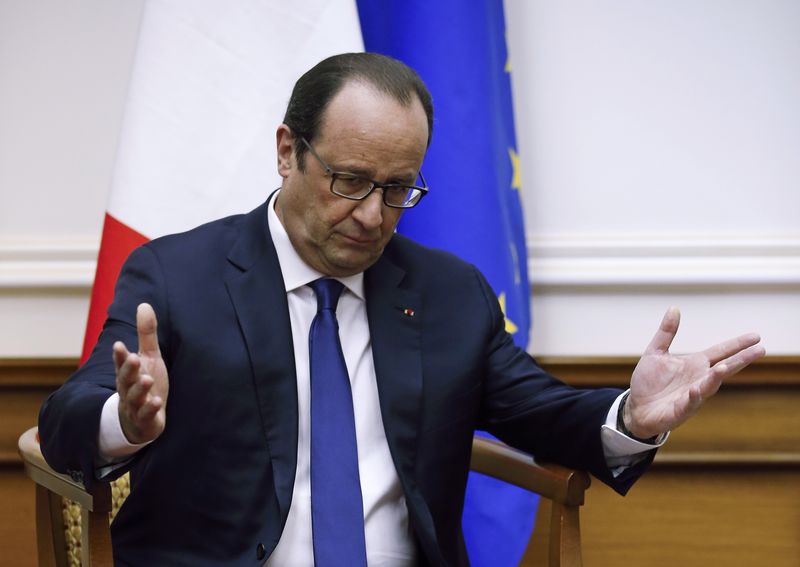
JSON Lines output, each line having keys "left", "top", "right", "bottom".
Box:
{"left": 39, "top": 53, "right": 765, "bottom": 566}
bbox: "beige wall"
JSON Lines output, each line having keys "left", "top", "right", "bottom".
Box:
{"left": 505, "top": 0, "right": 800, "bottom": 355}
{"left": 1, "top": 0, "right": 798, "bottom": 357}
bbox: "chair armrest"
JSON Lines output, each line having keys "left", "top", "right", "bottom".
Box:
{"left": 18, "top": 426, "right": 100, "bottom": 510}
{"left": 470, "top": 436, "right": 590, "bottom": 506}
{"left": 19, "top": 426, "right": 115, "bottom": 567}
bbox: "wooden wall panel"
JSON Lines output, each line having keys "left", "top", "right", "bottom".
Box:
{"left": 0, "top": 390, "right": 52, "bottom": 463}
{"left": 658, "top": 386, "right": 800, "bottom": 459}
{"left": 0, "top": 468, "right": 37, "bottom": 567}
{"left": 0, "top": 359, "right": 74, "bottom": 567}
{"left": 541, "top": 356, "right": 800, "bottom": 567}
{"left": 581, "top": 468, "right": 800, "bottom": 567}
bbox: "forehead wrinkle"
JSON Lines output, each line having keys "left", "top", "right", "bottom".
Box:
{"left": 320, "top": 134, "right": 423, "bottom": 182}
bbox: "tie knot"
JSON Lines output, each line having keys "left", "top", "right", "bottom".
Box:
{"left": 309, "top": 278, "right": 345, "bottom": 312}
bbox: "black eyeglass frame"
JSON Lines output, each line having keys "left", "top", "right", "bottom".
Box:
{"left": 299, "top": 136, "right": 428, "bottom": 209}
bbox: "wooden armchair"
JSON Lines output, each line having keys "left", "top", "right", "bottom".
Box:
{"left": 470, "top": 437, "right": 590, "bottom": 566}
{"left": 19, "top": 426, "right": 590, "bottom": 567}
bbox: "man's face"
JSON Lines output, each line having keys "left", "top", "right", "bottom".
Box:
{"left": 275, "top": 81, "right": 429, "bottom": 277}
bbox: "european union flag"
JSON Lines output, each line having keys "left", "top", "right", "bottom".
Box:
{"left": 356, "top": 1, "right": 535, "bottom": 565}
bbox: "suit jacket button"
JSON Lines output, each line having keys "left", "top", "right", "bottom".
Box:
{"left": 69, "top": 470, "right": 83, "bottom": 483}
{"left": 256, "top": 543, "right": 266, "bottom": 560}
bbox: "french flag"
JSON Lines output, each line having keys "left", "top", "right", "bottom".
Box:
{"left": 82, "top": 0, "right": 364, "bottom": 361}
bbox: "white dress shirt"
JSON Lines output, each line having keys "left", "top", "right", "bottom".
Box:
{"left": 97, "top": 190, "right": 665, "bottom": 565}
{"left": 263, "top": 193, "right": 415, "bottom": 566}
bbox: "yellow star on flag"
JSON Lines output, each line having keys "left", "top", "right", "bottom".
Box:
{"left": 508, "top": 147, "right": 522, "bottom": 191}
{"left": 498, "top": 292, "right": 519, "bottom": 334}
{"left": 504, "top": 31, "right": 512, "bottom": 73}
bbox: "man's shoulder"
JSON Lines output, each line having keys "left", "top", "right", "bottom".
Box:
{"left": 143, "top": 201, "right": 267, "bottom": 258}
{"left": 383, "top": 233, "right": 480, "bottom": 283}
{"left": 385, "top": 233, "right": 470, "bottom": 266}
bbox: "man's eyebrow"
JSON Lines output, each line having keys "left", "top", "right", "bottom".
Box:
{"left": 388, "top": 172, "right": 420, "bottom": 185}
{"left": 341, "top": 166, "right": 373, "bottom": 177}
{"left": 326, "top": 161, "right": 372, "bottom": 177}
{"left": 331, "top": 163, "right": 418, "bottom": 184}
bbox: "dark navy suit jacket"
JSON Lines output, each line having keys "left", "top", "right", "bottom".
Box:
{"left": 39, "top": 200, "right": 650, "bottom": 566}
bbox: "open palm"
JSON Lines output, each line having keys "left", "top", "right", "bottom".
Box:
{"left": 113, "top": 303, "right": 169, "bottom": 444}
{"left": 625, "top": 307, "right": 765, "bottom": 439}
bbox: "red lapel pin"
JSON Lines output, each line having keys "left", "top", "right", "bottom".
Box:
{"left": 403, "top": 308, "right": 415, "bottom": 317}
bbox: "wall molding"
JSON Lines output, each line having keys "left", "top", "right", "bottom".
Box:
{"left": 0, "top": 238, "right": 97, "bottom": 289}
{"left": 2, "top": 234, "right": 800, "bottom": 290}
{"left": 528, "top": 234, "right": 800, "bottom": 290}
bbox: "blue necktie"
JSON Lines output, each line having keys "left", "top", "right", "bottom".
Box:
{"left": 308, "top": 278, "right": 367, "bottom": 567}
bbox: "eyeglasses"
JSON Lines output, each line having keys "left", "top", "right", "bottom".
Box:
{"left": 300, "top": 137, "right": 428, "bottom": 209}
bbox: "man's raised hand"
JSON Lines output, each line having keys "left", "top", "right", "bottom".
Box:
{"left": 113, "top": 303, "right": 169, "bottom": 445}
{"left": 624, "top": 307, "right": 766, "bottom": 439}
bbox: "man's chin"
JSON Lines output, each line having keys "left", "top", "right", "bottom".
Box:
{"left": 323, "top": 249, "right": 382, "bottom": 276}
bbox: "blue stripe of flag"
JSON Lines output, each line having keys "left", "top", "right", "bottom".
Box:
{"left": 356, "top": 1, "right": 536, "bottom": 565}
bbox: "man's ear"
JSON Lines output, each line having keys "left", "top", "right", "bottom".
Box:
{"left": 276, "top": 124, "right": 294, "bottom": 178}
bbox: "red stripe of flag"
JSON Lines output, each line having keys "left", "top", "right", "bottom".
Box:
{"left": 81, "top": 213, "right": 149, "bottom": 363}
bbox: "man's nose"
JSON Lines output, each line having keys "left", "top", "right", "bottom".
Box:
{"left": 352, "top": 190, "right": 384, "bottom": 229}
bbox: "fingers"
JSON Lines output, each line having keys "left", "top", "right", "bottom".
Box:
{"left": 115, "top": 344, "right": 155, "bottom": 408}
{"left": 127, "top": 379, "right": 163, "bottom": 425}
{"left": 112, "top": 340, "right": 130, "bottom": 374}
{"left": 114, "top": 341, "right": 140, "bottom": 395}
{"left": 693, "top": 369, "right": 724, "bottom": 403}
{"left": 687, "top": 383, "right": 704, "bottom": 412}
{"left": 114, "top": 339, "right": 161, "bottom": 409}
{"left": 137, "top": 303, "right": 161, "bottom": 357}
{"left": 114, "top": 341, "right": 165, "bottom": 444}
{"left": 710, "top": 341, "right": 766, "bottom": 380}
{"left": 644, "top": 306, "right": 681, "bottom": 354}
{"left": 135, "top": 395, "right": 163, "bottom": 422}
{"left": 125, "top": 372, "right": 155, "bottom": 409}
{"left": 112, "top": 306, "right": 167, "bottom": 445}
{"left": 704, "top": 332, "right": 762, "bottom": 366}
{"left": 690, "top": 341, "right": 766, "bottom": 404}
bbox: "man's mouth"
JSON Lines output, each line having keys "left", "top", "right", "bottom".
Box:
{"left": 339, "top": 233, "right": 379, "bottom": 245}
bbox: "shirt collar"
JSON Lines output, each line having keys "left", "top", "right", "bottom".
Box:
{"left": 267, "top": 190, "right": 365, "bottom": 300}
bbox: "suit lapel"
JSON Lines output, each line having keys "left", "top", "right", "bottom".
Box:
{"left": 224, "top": 200, "right": 298, "bottom": 527}
{"left": 366, "top": 253, "right": 444, "bottom": 564}
{"left": 365, "top": 254, "right": 422, "bottom": 482}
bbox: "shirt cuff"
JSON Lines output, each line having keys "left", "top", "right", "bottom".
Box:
{"left": 97, "top": 392, "right": 152, "bottom": 462}
{"left": 601, "top": 390, "right": 669, "bottom": 476}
